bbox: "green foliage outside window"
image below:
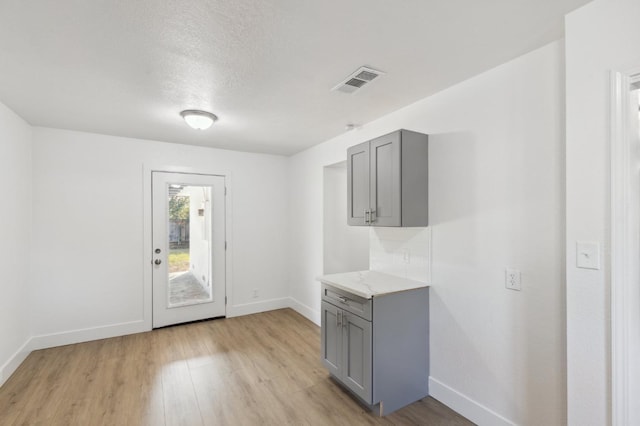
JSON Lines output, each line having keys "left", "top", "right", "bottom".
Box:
{"left": 169, "top": 196, "right": 189, "bottom": 221}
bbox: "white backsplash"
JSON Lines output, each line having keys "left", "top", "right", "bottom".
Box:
{"left": 369, "top": 227, "right": 431, "bottom": 283}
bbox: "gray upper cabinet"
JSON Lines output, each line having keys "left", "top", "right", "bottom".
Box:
{"left": 369, "top": 131, "right": 401, "bottom": 226}
{"left": 347, "top": 141, "right": 370, "bottom": 226}
{"left": 347, "top": 129, "right": 428, "bottom": 227}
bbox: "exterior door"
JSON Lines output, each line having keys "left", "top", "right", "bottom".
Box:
{"left": 369, "top": 132, "right": 401, "bottom": 226}
{"left": 152, "top": 171, "right": 226, "bottom": 328}
{"left": 347, "top": 141, "right": 370, "bottom": 226}
{"left": 342, "top": 312, "right": 372, "bottom": 403}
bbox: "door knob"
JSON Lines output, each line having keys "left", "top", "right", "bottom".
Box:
{"left": 154, "top": 259, "right": 162, "bottom": 265}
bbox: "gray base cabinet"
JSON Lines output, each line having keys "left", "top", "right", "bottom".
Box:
{"left": 320, "top": 283, "right": 429, "bottom": 415}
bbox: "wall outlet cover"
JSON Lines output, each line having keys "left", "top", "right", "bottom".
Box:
{"left": 505, "top": 268, "right": 521, "bottom": 291}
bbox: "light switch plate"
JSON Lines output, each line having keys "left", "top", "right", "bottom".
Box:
{"left": 576, "top": 241, "right": 600, "bottom": 270}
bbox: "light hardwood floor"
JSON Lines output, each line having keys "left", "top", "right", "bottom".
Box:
{"left": 0, "top": 309, "right": 473, "bottom": 425}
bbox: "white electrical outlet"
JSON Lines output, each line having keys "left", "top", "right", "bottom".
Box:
{"left": 252, "top": 289, "right": 259, "bottom": 298}
{"left": 402, "top": 248, "right": 411, "bottom": 264}
{"left": 505, "top": 268, "right": 521, "bottom": 291}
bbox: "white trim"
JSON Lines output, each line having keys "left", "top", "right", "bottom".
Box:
{"left": 142, "top": 164, "right": 233, "bottom": 328}
{"left": 609, "top": 69, "right": 640, "bottom": 426}
{"left": 226, "top": 297, "right": 290, "bottom": 318}
{"left": 429, "top": 377, "right": 516, "bottom": 426}
{"left": 29, "top": 320, "right": 147, "bottom": 351}
{"left": 0, "top": 339, "right": 32, "bottom": 387}
{"left": 142, "top": 165, "right": 153, "bottom": 330}
{"left": 610, "top": 70, "right": 629, "bottom": 426}
{"left": 224, "top": 173, "right": 235, "bottom": 317}
{"left": 289, "top": 297, "right": 320, "bottom": 325}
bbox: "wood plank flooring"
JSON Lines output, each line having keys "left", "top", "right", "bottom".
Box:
{"left": 0, "top": 309, "right": 473, "bottom": 426}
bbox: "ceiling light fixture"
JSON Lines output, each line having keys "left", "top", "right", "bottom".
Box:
{"left": 180, "top": 110, "right": 218, "bottom": 130}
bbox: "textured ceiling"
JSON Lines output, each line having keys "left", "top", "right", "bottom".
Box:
{"left": 0, "top": 0, "right": 591, "bottom": 155}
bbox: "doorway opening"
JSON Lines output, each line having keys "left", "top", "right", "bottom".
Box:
{"left": 323, "top": 161, "right": 369, "bottom": 274}
{"left": 611, "top": 71, "right": 640, "bottom": 425}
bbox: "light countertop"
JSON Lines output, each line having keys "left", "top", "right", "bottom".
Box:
{"left": 316, "top": 270, "right": 429, "bottom": 299}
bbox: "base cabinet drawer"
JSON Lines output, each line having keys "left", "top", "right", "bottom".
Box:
{"left": 320, "top": 284, "right": 429, "bottom": 416}
{"left": 322, "top": 283, "right": 372, "bottom": 321}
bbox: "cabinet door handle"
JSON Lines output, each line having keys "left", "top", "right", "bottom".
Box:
{"left": 370, "top": 209, "right": 376, "bottom": 223}
{"left": 364, "top": 209, "right": 370, "bottom": 224}
{"left": 337, "top": 310, "right": 342, "bottom": 327}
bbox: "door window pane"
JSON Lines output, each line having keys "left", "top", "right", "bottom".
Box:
{"left": 167, "top": 184, "right": 213, "bottom": 307}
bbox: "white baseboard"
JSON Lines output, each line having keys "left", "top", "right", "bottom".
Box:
{"left": 29, "top": 320, "right": 148, "bottom": 351}
{"left": 289, "top": 297, "right": 320, "bottom": 325}
{"left": 0, "top": 338, "right": 32, "bottom": 387}
{"left": 227, "top": 297, "right": 290, "bottom": 318}
{"left": 429, "top": 377, "right": 516, "bottom": 426}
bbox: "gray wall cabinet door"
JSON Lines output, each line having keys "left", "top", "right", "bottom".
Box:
{"left": 347, "top": 141, "right": 370, "bottom": 226}
{"left": 321, "top": 301, "right": 341, "bottom": 377}
{"left": 369, "top": 132, "right": 401, "bottom": 226}
{"left": 341, "top": 312, "right": 372, "bottom": 403}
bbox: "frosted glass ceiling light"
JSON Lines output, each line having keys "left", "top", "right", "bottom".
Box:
{"left": 180, "top": 110, "right": 218, "bottom": 130}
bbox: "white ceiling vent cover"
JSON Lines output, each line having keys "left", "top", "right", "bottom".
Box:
{"left": 332, "top": 66, "right": 386, "bottom": 94}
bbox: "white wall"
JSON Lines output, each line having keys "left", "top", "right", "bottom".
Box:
{"left": 30, "top": 127, "right": 289, "bottom": 345}
{"left": 186, "top": 186, "right": 211, "bottom": 289}
{"left": 0, "top": 101, "right": 32, "bottom": 385}
{"left": 565, "top": 1, "right": 640, "bottom": 424}
{"left": 370, "top": 227, "right": 431, "bottom": 283}
{"left": 322, "top": 162, "right": 369, "bottom": 274}
{"left": 288, "top": 41, "right": 565, "bottom": 425}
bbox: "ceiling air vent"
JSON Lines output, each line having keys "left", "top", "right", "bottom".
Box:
{"left": 332, "top": 66, "right": 385, "bottom": 94}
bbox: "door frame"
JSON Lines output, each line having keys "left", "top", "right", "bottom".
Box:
{"left": 142, "top": 164, "right": 233, "bottom": 330}
{"left": 610, "top": 68, "right": 640, "bottom": 426}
